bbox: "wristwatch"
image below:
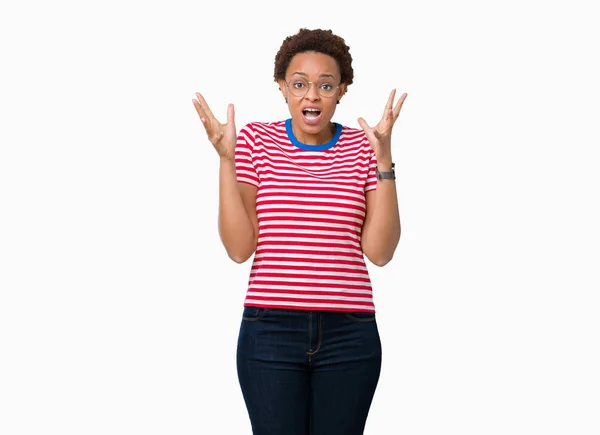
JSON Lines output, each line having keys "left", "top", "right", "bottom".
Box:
{"left": 376, "top": 162, "right": 395, "bottom": 180}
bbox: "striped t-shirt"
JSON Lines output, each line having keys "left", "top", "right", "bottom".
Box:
{"left": 234, "top": 119, "right": 378, "bottom": 312}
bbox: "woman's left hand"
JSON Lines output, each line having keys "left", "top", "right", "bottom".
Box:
{"left": 358, "top": 90, "right": 407, "bottom": 160}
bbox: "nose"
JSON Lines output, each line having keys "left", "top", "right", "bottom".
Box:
{"left": 304, "top": 82, "right": 320, "bottom": 100}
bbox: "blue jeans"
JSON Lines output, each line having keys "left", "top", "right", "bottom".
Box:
{"left": 236, "top": 307, "right": 382, "bottom": 435}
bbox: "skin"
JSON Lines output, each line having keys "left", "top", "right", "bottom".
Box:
{"left": 358, "top": 89, "right": 406, "bottom": 266}
{"left": 192, "top": 50, "right": 407, "bottom": 266}
{"left": 277, "top": 51, "right": 347, "bottom": 145}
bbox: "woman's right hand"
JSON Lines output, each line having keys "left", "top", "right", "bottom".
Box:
{"left": 192, "top": 92, "right": 236, "bottom": 161}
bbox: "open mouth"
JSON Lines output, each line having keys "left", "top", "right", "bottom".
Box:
{"left": 302, "top": 108, "right": 322, "bottom": 124}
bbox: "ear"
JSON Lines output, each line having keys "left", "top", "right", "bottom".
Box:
{"left": 337, "top": 83, "right": 348, "bottom": 103}
{"left": 277, "top": 79, "right": 288, "bottom": 100}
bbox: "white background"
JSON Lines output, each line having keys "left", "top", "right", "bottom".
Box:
{"left": 1, "top": 0, "right": 599, "bottom": 434}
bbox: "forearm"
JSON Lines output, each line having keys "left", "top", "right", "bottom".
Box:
{"left": 218, "top": 158, "right": 256, "bottom": 263}
{"left": 361, "top": 157, "right": 401, "bottom": 266}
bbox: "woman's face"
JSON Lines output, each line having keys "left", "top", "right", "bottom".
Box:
{"left": 278, "top": 51, "right": 346, "bottom": 144}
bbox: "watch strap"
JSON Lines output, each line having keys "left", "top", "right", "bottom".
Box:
{"left": 376, "top": 162, "right": 395, "bottom": 180}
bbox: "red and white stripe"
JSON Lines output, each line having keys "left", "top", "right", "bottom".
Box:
{"left": 235, "top": 121, "right": 378, "bottom": 312}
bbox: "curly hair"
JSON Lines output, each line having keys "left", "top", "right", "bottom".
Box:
{"left": 273, "top": 28, "right": 354, "bottom": 88}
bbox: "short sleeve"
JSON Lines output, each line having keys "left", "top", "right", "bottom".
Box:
{"left": 235, "top": 123, "right": 259, "bottom": 188}
{"left": 364, "top": 148, "right": 378, "bottom": 192}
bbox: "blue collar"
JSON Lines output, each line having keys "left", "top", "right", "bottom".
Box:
{"left": 285, "top": 118, "right": 342, "bottom": 151}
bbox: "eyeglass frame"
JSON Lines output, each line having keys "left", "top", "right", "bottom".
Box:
{"left": 284, "top": 77, "right": 341, "bottom": 98}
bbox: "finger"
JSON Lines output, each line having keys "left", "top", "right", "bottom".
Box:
{"left": 383, "top": 89, "right": 397, "bottom": 116}
{"left": 195, "top": 92, "right": 217, "bottom": 121}
{"left": 227, "top": 103, "right": 235, "bottom": 126}
{"left": 193, "top": 99, "right": 222, "bottom": 142}
{"left": 357, "top": 117, "right": 371, "bottom": 132}
{"left": 392, "top": 92, "right": 407, "bottom": 120}
{"left": 192, "top": 99, "right": 209, "bottom": 122}
{"left": 192, "top": 100, "right": 212, "bottom": 130}
{"left": 193, "top": 101, "right": 213, "bottom": 131}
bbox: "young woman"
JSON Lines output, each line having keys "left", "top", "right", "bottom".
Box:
{"left": 193, "top": 28, "right": 406, "bottom": 435}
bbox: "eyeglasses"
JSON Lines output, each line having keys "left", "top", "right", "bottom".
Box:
{"left": 285, "top": 77, "right": 340, "bottom": 98}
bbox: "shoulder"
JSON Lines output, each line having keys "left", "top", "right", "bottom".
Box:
{"left": 337, "top": 123, "right": 363, "bottom": 134}
{"left": 336, "top": 123, "right": 371, "bottom": 148}
{"left": 241, "top": 120, "right": 286, "bottom": 132}
{"left": 239, "top": 120, "right": 288, "bottom": 143}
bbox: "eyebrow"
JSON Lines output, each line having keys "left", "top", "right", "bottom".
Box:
{"left": 291, "top": 72, "right": 336, "bottom": 79}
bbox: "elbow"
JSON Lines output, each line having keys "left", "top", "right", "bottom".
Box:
{"left": 363, "top": 248, "right": 393, "bottom": 267}
{"left": 361, "top": 227, "right": 400, "bottom": 267}
{"left": 229, "top": 254, "right": 250, "bottom": 264}
{"left": 370, "top": 255, "right": 393, "bottom": 267}
{"left": 226, "top": 245, "right": 256, "bottom": 264}
{"left": 225, "top": 239, "right": 257, "bottom": 264}
{"left": 362, "top": 240, "right": 397, "bottom": 267}
{"left": 220, "top": 227, "right": 257, "bottom": 264}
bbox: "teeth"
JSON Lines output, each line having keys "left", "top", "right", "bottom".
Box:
{"left": 304, "top": 108, "right": 320, "bottom": 112}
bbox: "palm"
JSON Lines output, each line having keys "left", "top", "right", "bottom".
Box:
{"left": 358, "top": 90, "right": 407, "bottom": 153}
{"left": 192, "top": 92, "right": 237, "bottom": 160}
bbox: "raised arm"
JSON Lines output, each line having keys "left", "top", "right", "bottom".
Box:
{"left": 192, "top": 93, "right": 258, "bottom": 263}
{"left": 358, "top": 90, "right": 407, "bottom": 266}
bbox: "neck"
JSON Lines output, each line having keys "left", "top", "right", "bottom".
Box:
{"left": 291, "top": 121, "right": 335, "bottom": 145}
